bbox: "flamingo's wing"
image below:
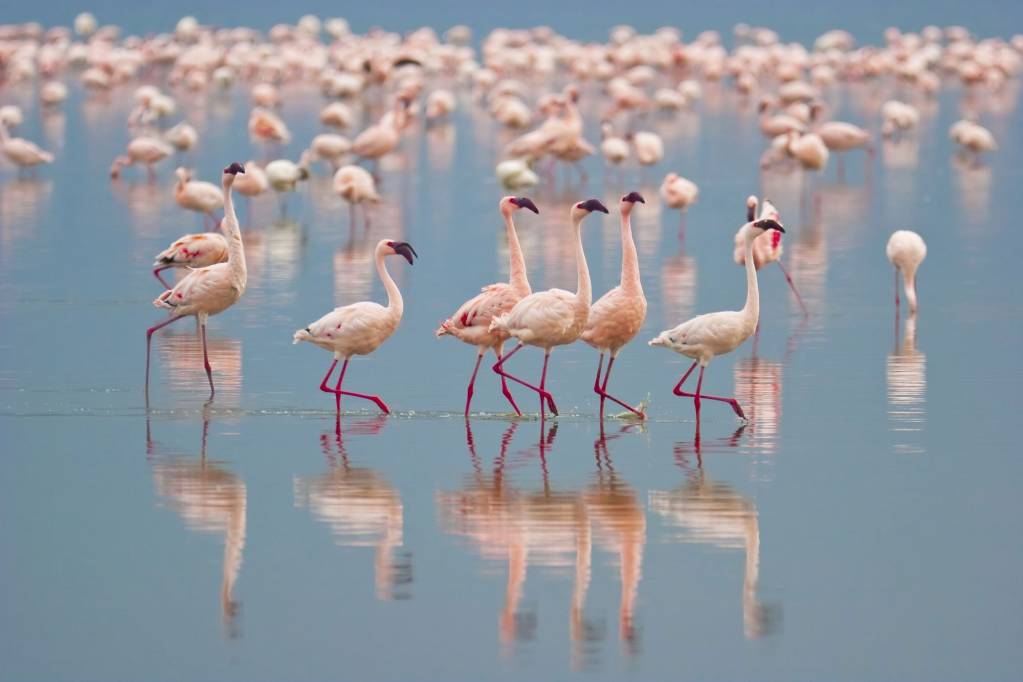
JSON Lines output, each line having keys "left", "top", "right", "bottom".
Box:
{"left": 310, "top": 301, "right": 389, "bottom": 342}
{"left": 155, "top": 232, "right": 228, "bottom": 265}
{"left": 505, "top": 289, "right": 576, "bottom": 336}
{"left": 449, "top": 283, "right": 520, "bottom": 331}
{"left": 158, "top": 263, "right": 232, "bottom": 309}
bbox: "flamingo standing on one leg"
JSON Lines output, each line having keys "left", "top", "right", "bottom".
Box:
{"left": 436, "top": 196, "right": 539, "bottom": 416}
{"left": 490, "top": 199, "right": 609, "bottom": 419}
{"left": 292, "top": 239, "right": 418, "bottom": 414}
{"left": 734, "top": 196, "right": 807, "bottom": 317}
{"left": 581, "top": 192, "right": 647, "bottom": 420}
{"left": 886, "top": 230, "right": 926, "bottom": 313}
{"left": 146, "top": 162, "right": 248, "bottom": 399}
{"left": 650, "top": 216, "right": 786, "bottom": 419}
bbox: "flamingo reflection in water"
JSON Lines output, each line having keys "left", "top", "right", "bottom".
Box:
{"left": 887, "top": 314, "right": 926, "bottom": 454}
{"left": 439, "top": 421, "right": 645, "bottom": 667}
{"left": 649, "top": 424, "right": 780, "bottom": 639}
{"left": 293, "top": 416, "right": 411, "bottom": 600}
{"left": 147, "top": 410, "right": 246, "bottom": 637}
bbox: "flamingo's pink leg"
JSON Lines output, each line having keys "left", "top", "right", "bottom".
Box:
{"left": 465, "top": 352, "right": 483, "bottom": 416}
{"left": 894, "top": 267, "right": 900, "bottom": 310}
{"left": 333, "top": 358, "right": 390, "bottom": 414}
{"left": 673, "top": 363, "right": 745, "bottom": 419}
{"left": 593, "top": 353, "right": 606, "bottom": 419}
{"left": 200, "top": 321, "right": 214, "bottom": 397}
{"left": 332, "top": 359, "right": 351, "bottom": 412}
{"left": 597, "top": 355, "right": 645, "bottom": 419}
{"left": 775, "top": 260, "right": 808, "bottom": 316}
{"left": 153, "top": 266, "right": 173, "bottom": 289}
{"left": 538, "top": 350, "right": 553, "bottom": 419}
{"left": 145, "top": 315, "right": 187, "bottom": 394}
{"left": 495, "top": 347, "right": 522, "bottom": 416}
{"left": 492, "top": 344, "right": 557, "bottom": 416}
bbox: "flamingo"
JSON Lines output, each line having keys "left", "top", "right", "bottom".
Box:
{"left": 632, "top": 131, "right": 664, "bottom": 166}
{"left": 600, "top": 121, "right": 630, "bottom": 166}
{"left": 232, "top": 160, "right": 268, "bottom": 199}
{"left": 886, "top": 230, "right": 926, "bottom": 313}
{"left": 292, "top": 239, "right": 418, "bottom": 414}
{"left": 306, "top": 133, "right": 352, "bottom": 171}
{"left": 320, "top": 102, "right": 355, "bottom": 129}
{"left": 949, "top": 119, "right": 997, "bottom": 159}
{"left": 164, "top": 122, "right": 199, "bottom": 154}
{"left": 352, "top": 97, "right": 407, "bottom": 164}
{"left": 0, "top": 121, "right": 54, "bottom": 175}
{"left": 426, "top": 89, "right": 456, "bottom": 121}
{"left": 152, "top": 232, "right": 228, "bottom": 288}
{"left": 266, "top": 153, "right": 310, "bottom": 214}
{"left": 490, "top": 198, "right": 609, "bottom": 418}
{"left": 110, "top": 136, "right": 173, "bottom": 179}
{"left": 174, "top": 167, "right": 224, "bottom": 228}
{"left": 333, "top": 165, "right": 381, "bottom": 226}
{"left": 660, "top": 172, "right": 699, "bottom": 232}
{"left": 734, "top": 196, "right": 807, "bottom": 316}
{"left": 146, "top": 163, "right": 248, "bottom": 399}
{"left": 248, "top": 107, "right": 291, "bottom": 149}
{"left": 580, "top": 192, "right": 647, "bottom": 420}
{"left": 436, "top": 196, "right": 539, "bottom": 416}
{"left": 649, "top": 216, "right": 786, "bottom": 419}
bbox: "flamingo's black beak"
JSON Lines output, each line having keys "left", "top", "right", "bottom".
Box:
{"left": 388, "top": 241, "right": 418, "bottom": 265}
{"left": 579, "top": 198, "right": 609, "bottom": 214}
{"left": 511, "top": 197, "right": 539, "bottom": 213}
{"left": 224, "top": 162, "right": 245, "bottom": 175}
{"left": 753, "top": 218, "right": 784, "bottom": 233}
{"left": 623, "top": 191, "right": 645, "bottom": 203}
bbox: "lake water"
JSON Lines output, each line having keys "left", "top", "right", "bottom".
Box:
{"left": 2, "top": 8, "right": 1022, "bottom": 682}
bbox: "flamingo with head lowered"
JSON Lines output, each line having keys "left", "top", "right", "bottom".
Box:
{"left": 293, "top": 239, "right": 418, "bottom": 414}
{"left": 490, "top": 199, "right": 609, "bottom": 419}
{"left": 437, "top": 196, "right": 539, "bottom": 416}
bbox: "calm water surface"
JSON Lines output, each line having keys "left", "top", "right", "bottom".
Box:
{"left": 2, "top": 9, "right": 1023, "bottom": 682}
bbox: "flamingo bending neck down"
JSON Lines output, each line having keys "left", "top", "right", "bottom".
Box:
{"left": 581, "top": 192, "right": 648, "bottom": 420}
{"left": 490, "top": 198, "right": 608, "bottom": 419}
{"left": 437, "top": 196, "right": 539, "bottom": 416}
{"left": 650, "top": 216, "right": 786, "bottom": 419}
{"left": 146, "top": 162, "right": 248, "bottom": 400}
{"left": 293, "top": 239, "right": 418, "bottom": 414}
{"left": 886, "top": 230, "right": 926, "bottom": 313}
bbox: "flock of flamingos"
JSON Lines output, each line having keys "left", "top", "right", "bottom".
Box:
{"left": 1, "top": 14, "right": 1012, "bottom": 423}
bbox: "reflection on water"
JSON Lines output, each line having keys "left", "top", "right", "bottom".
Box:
{"left": 439, "top": 422, "right": 645, "bottom": 668}
{"left": 887, "top": 315, "right": 927, "bottom": 454}
{"left": 951, "top": 155, "right": 993, "bottom": 230}
{"left": 147, "top": 413, "right": 246, "bottom": 637}
{"left": 733, "top": 354, "right": 782, "bottom": 455}
{"left": 294, "top": 417, "right": 412, "bottom": 601}
{"left": 0, "top": 179, "right": 52, "bottom": 258}
{"left": 156, "top": 330, "right": 242, "bottom": 406}
{"left": 650, "top": 428, "right": 779, "bottom": 639}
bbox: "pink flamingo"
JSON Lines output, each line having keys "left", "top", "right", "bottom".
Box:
{"left": 490, "top": 199, "right": 608, "bottom": 418}
{"left": 110, "top": 136, "right": 173, "bottom": 180}
{"left": 581, "top": 192, "right": 647, "bottom": 420}
{"left": 650, "top": 216, "right": 785, "bottom": 419}
{"left": 436, "top": 196, "right": 539, "bottom": 416}
{"left": 152, "top": 232, "right": 228, "bottom": 288}
{"left": 146, "top": 163, "right": 247, "bottom": 399}
{"left": 734, "top": 196, "right": 807, "bottom": 317}
{"left": 292, "top": 240, "right": 418, "bottom": 414}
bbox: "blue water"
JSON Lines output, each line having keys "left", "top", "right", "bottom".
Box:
{"left": 2, "top": 6, "right": 1023, "bottom": 682}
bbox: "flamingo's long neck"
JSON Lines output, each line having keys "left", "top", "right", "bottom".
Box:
{"left": 376, "top": 246, "right": 403, "bottom": 319}
{"left": 741, "top": 227, "right": 760, "bottom": 327}
{"left": 573, "top": 214, "right": 592, "bottom": 309}
{"left": 619, "top": 210, "right": 642, "bottom": 296}
{"left": 903, "top": 267, "right": 918, "bottom": 312}
{"left": 222, "top": 177, "right": 247, "bottom": 285}
{"left": 504, "top": 209, "right": 530, "bottom": 295}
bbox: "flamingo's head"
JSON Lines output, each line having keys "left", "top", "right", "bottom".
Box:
{"left": 620, "top": 191, "right": 644, "bottom": 215}
{"left": 506, "top": 196, "right": 539, "bottom": 214}
{"left": 750, "top": 218, "right": 785, "bottom": 239}
{"left": 577, "top": 198, "right": 609, "bottom": 214}
{"left": 386, "top": 240, "right": 418, "bottom": 265}
{"left": 224, "top": 162, "right": 245, "bottom": 175}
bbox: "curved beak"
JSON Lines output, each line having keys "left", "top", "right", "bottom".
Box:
{"left": 580, "top": 198, "right": 609, "bottom": 214}
{"left": 623, "top": 191, "right": 645, "bottom": 203}
{"left": 392, "top": 241, "right": 418, "bottom": 265}
{"left": 753, "top": 218, "right": 785, "bottom": 233}
{"left": 511, "top": 197, "right": 539, "bottom": 213}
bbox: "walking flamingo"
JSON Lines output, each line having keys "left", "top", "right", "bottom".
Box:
{"left": 886, "top": 230, "right": 926, "bottom": 313}
{"left": 734, "top": 196, "right": 807, "bottom": 316}
{"left": 152, "top": 232, "right": 228, "bottom": 288}
{"left": 490, "top": 198, "right": 609, "bottom": 418}
{"left": 174, "top": 167, "right": 224, "bottom": 227}
{"left": 649, "top": 215, "right": 786, "bottom": 419}
{"left": 581, "top": 192, "right": 647, "bottom": 420}
{"left": 146, "top": 163, "right": 248, "bottom": 399}
{"left": 292, "top": 239, "right": 418, "bottom": 414}
{"left": 436, "top": 196, "right": 539, "bottom": 416}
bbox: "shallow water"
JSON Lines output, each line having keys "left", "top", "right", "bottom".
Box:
{"left": 3, "top": 13, "right": 1023, "bottom": 682}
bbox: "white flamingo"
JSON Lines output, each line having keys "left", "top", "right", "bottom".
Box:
{"left": 886, "top": 230, "right": 926, "bottom": 313}
{"left": 650, "top": 216, "right": 786, "bottom": 419}
{"left": 293, "top": 240, "right": 418, "bottom": 414}
{"left": 490, "top": 199, "right": 609, "bottom": 418}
